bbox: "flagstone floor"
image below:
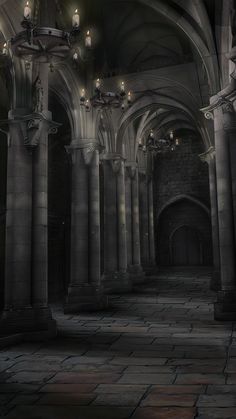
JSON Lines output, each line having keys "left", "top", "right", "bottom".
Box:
{"left": 1, "top": 269, "right": 236, "bottom": 419}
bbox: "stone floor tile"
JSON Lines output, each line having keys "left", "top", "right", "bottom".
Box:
{"left": 141, "top": 393, "right": 197, "bottom": 407}
{"left": 4, "top": 406, "right": 134, "bottom": 419}
{"left": 39, "top": 383, "right": 97, "bottom": 393}
{"left": 118, "top": 373, "right": 175, "bottom": 385}
{"left": 95, "top": 384, "right": 148, "bottom": 393}
{"left": 207, "top": 384, "right": 236, "bottom": 394}
{"left": 110, "top": 357, "right": 167, "bottom": 366}
{"left": 49, "top": 372, "right": 121, "bottom": 384}
{"left": 6, "top": 372, "right": 55, "bottom": 384}
{"left": 196, "top": 407, "right": 236, "bottom": 418}
{"left": 197, "top": 394, "right": 236, "bottom": 407}
{"left": 132, "top": 407, "right": 196, "bottom": 419}
{"left": 8, "top": 394, "right": 41, "bottom": 405}
{"left": 37, "top": 392, "right": 96, "bottom": 405}
{"left": 93, "top": 392, "right": 143, "bottom": 406}
{"left": 150, "top": 385, "right": 205, "bottom": 394}
{"left": 175, "top": 373, "right": 226, "bottom": 385}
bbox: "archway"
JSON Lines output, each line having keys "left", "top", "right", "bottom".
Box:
{"left": 157, "top": 198, "right": 213, "bottom": 267}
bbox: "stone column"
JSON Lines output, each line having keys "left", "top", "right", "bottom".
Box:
{"left": 65, "top": 141, "right": 106, "bottom": 313}
{"left": 127, "top": 164, "right": 144, "bottom": 283}
{"left": 213, "top": 105, "right": 236, "bottom": 319}
{"left": 224, "top": 108, "right": 236, "bottom": 245}
{"left": 1, "top": 109, "right": 56, "bottom": 335}
{"left": 102, "top": 155, "right": 132, "bottom": 293}
{"left": 89, "top": 149, "right": 101, "bottom": 285}
{"left": 4, "top": 111, "right": 32, "bottom": 315}
{"left": 200, "top": 147, "right": 220, "bottom": 290}
{"left": 139, "top": 172, "right": 149, "bottom": 267}
{"left": 148, "top": 177, "right": 156, "bottom": 265}
{"left": 117, "top": 160, "right": 128, "bottom": 274}
{"left": 125, "top": 170, "right": 133, "bottom": 267}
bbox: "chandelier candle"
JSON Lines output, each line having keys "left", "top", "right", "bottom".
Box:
{"left": 96, "top": 78, "right": 101, "bottom": 89}
{"left": 72, "top": 9, "right": 80, "bottom": 28}
{"left": 85, "top": 30, "right": 92, "bottom": 48}
{"left": 2, "top": 43, "right": 7, "bottom": 55}
{"left": 24, "top": 1, "right": 32, "bottom": 19}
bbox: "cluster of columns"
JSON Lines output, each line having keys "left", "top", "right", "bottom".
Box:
{"left": 65, "top": 148, "right": 156, "bottom": 311}
{"left": 64, "top": 140, "right": 107, "bottom": 312}
{"left": 1, "top": 107, "right": 57, "bottom": 335}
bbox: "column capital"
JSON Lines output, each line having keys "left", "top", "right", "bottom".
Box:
{"left": 126, "top": 163, "right": 138, "bottom": 180}
{"left": 201, "top": 97, "right": 235, "bottom": 121}
{"left": 0, "top": 111, "right": 60, "bottom": 152}
{"left": 199, "top": 146, "right": 215, "bottom": 164}
{"left": 101, "top": 153, "right": 126, "bottom": 174}
{"left": 65, "top": 139, "right": 105, "bottom": 165}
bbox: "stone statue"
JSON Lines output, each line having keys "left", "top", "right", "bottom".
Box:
{"left": 33, "top": 77, "right": 44, "bottom": 113}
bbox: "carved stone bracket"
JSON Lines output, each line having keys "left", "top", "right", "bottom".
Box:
{"left": 65, "top": 139, "right": 105, "bottom": 166}
{"left": 201, "top": 97, "right": 235, "bottom": 121}
{"left": 199, "top": 146, "right": 215, "bottom": 165}
{"left": 126, "top": 162, "right": 137, "bottom": 180}
{"left": 100, "top": 153, "right": 126, "bottom": 174}
{"left": 0, "top": 112, "right": 61, "bottom": 153}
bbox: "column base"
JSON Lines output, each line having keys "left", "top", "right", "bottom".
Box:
{"left": 101, "top": 272, "right": 132, "bottom": 294}
{"left": 210, "top": 269, "right": 221, "bottom": 291}
{"left": 0, "top": 306, "right": 57, "bottom": 337}
{"left": 128, "top": 265, "right": 145, "bottom": 284}
{"left": 142, "top": 264, "right": 158, "bottom": 276}
{"left": 64, "top": 284, "right": 108, "bottom": 313}
{"left": 214, "top": 290, "right": 236, "bottom": 321}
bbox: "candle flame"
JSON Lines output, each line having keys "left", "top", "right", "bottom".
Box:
{"left": 3, "top": 43, "right": 6, "bottom": 47}
{"left": 87, "top": 30, "right": 90, "bottom": 36}
{"left": 26, "top": 1, "right": 29, "bottom": 6}
{"left": 75, "top": 9, "right": 78, "bottom": 13}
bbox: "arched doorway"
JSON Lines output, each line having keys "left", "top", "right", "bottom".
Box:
{"left": 170, "top": 225, "right": 203, "bottom": 266}
{"left": 156, "top": 198, "right": 212, "bottom": 267}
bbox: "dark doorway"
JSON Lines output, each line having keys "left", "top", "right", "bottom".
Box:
{"left": 171, "top": 225, "right": 202, "bottom": 266}
{"left": 156, "top": 198, "right": 212, "bottom": 266}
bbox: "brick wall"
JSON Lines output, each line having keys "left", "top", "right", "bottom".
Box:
{"left": 153, "top": 134, "right": 212, "bottom": 266}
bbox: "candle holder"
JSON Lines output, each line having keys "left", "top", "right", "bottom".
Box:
{"left": 139, "top": 130, "right": 181, "bottom": 154}
{"left": 80, "top": 80, "right": 132, "bottom": 111}
{"left": 10, "top": 3, "right": 89, "bottom": 67}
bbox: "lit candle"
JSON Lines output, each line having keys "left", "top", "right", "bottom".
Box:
{"left": 24, "top": 1, "right": 32, "bottom": 19}
{"left": 85, "top": 99, "right": 90, "bottom": 111}
{"left": 127, "top": 91, "right": 131, "bottom": 104}
{"left": 73, "top": 51, "right": 79, "bottom": 61}
{"left": 175, "top": 138, "right": 180, "bottom": 146}
{"left": 121, "top": 81, "right": 125, "bottom": 92}
{"left": 96, "top": 78, "right": 101, "bottom": 89}
{"left": 2, "top": 43, "right": 7, "bottom": 55}
{"left": 72, "top": 9, "right": 80, "bottom": 28}
{"left": 85, "top": 30, "right": 92, "bottom": 48}
{"left": 170, "top": 130, "right": 174, "bottom": 140}
{"left": 81, "top": 88, "right": 85, "bottom": 99}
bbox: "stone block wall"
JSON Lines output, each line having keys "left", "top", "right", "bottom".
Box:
{"left": 153, "top": 134, "right": 212, "bottom": 266}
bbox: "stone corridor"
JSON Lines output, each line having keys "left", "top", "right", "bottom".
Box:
{"left": 0, "top": 270, "right": 236, "bottom": 419}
